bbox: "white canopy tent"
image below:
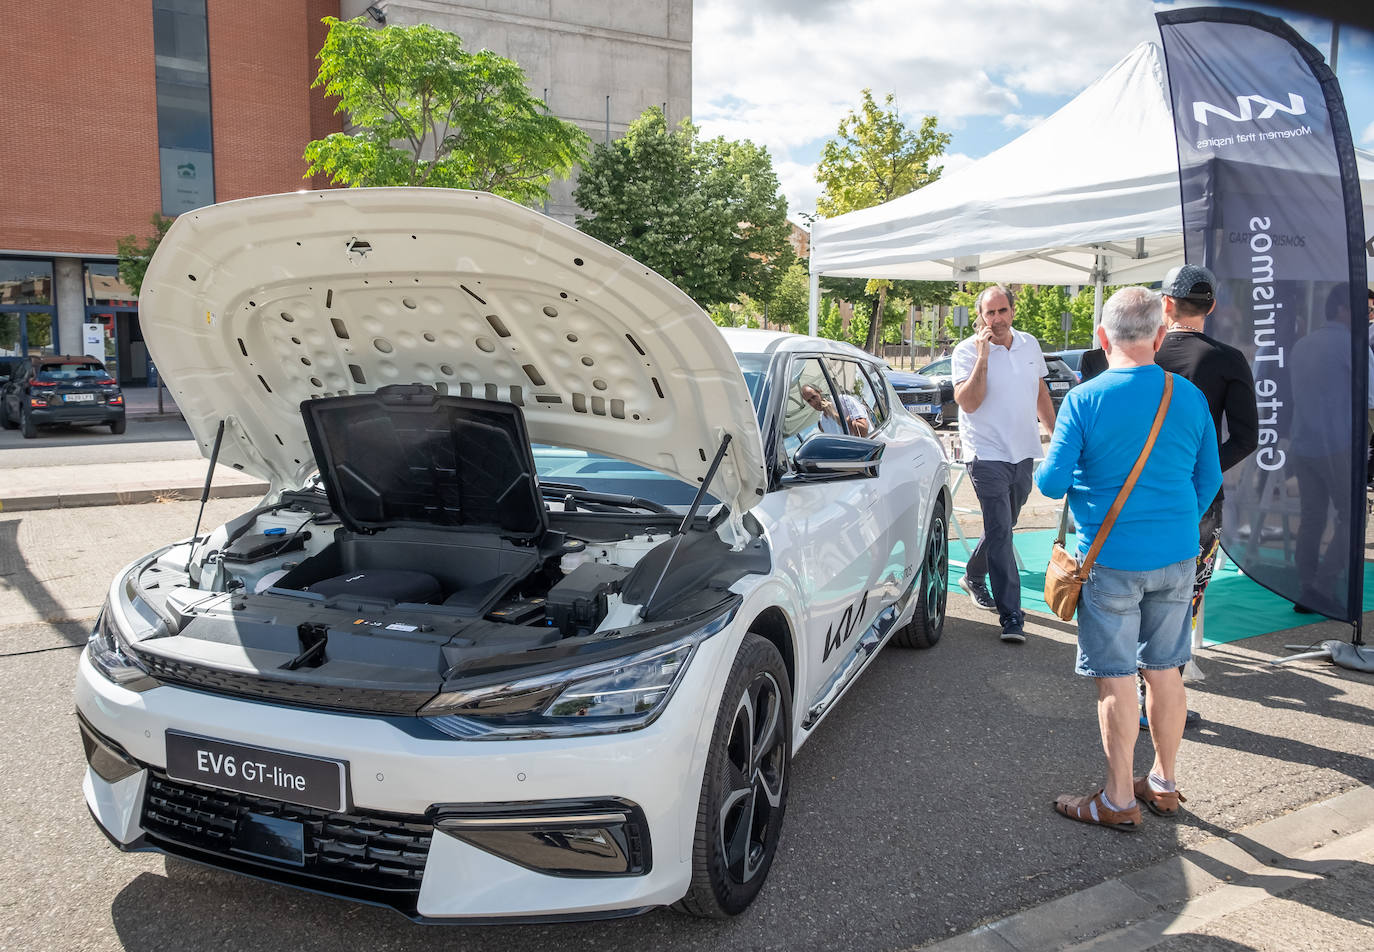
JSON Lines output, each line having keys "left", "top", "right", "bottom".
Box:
{"left": 808, "top": 41, "right": 1374, "bottom": 332}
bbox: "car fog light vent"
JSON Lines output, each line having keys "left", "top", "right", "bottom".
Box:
{"left": 432, "top": 799, "right": 651, "bottom": 877}
{"left": 77, "top": 712, "right": 141, "bottom": 784}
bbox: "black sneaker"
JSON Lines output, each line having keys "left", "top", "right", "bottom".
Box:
{"left": 1000, "top": 628, "right": 1026, "bottom": 644}
{"left": 1139, "top": 708, "right": 1202, "bottom": 729}
{"left": 959, "top": 575, "right": 997, "bottom": 612}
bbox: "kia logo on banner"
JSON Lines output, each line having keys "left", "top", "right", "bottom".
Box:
{"left": 1192, "top": 93, "right": 1306, "bottom": 126}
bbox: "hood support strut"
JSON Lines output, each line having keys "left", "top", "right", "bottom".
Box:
{"left": 641, "top": 433, "right": 733, "bottom": 618}
{"left": 186, "top": 419, "right": 226, "bottom": 580}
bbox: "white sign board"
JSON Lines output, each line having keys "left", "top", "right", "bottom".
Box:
{"left": 160, "top": 147, "right": 215, "bottom": 215}
{"left": 83, "top": 323, "right": 105, "bottom": 363}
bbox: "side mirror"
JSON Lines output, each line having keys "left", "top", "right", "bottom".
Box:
{"left": 791, "top": 434, "right": 883, "bottom": 479}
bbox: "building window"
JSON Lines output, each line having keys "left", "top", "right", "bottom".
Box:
{"left": 0, "top": 258, "right": 57, "bottom": 357}
{"left": 154, "top": 0, "right": 214, "bottom": 216}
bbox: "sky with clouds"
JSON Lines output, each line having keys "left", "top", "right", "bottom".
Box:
{"left": 691, "top": 0, "right": 1374, "bottom": 223}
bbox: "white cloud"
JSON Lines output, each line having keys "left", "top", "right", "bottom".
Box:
{"left": 694, "top": 0, "right": 1159, "bottom": 214}
{"left": 1363, "top": 120, "right": 1374, "bottom": 146}
{"left": 1000, "top": 114, "right": 1046, "bottom": 131}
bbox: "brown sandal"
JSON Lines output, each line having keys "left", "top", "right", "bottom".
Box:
{"left": 1134, "top": 776, "right": 1187, "bottom": 817}
{"left": 1053, "top": 789, "right": 1141, "bottom": 831}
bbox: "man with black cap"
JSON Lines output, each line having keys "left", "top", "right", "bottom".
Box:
{"left": 1141, "top": 264, "right": 1258, "bottom": 728}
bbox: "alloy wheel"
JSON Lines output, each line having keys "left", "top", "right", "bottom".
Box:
{"left": 718, "top": 670, "right": 786, "bottom": 884}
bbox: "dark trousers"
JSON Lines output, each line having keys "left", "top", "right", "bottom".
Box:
{"left": 966, "top": 458, "right": 1033, "bottom": 631}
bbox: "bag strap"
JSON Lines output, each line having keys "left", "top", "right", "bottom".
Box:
{"left": 1055, "top": 374, "right": 1174, "bottom": 574}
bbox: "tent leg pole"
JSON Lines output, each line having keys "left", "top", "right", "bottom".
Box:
{"left": 808, "top": 270, "right": 820, "bottom": 337}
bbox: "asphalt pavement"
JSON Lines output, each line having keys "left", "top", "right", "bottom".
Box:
{"left": 1, "top": 410, "right": 1372, "bottom": 950}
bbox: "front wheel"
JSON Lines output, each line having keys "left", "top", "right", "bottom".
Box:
{"left": 891, "top": 498, "right": 948, "bottom": 649}
{"left": 1, "top": 401, "right": 15, "bottom": 429}
{"left": 675, "top": 634, "right": 791, "bottom": 918}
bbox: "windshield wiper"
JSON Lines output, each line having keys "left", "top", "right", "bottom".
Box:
{"left": 538, "top": 483, "right": 672, "bottom": 515}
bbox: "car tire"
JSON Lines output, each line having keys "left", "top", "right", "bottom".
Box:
{"left": 674, "top": 633, "right": 791, "bottom": 918}
{"left": 20, "top": 408, "right": 37, "bottom": 439}
{"left": 110, "top": 416, "right": 126, "bottom": 435}
{"left": 891, "top": 498, "right": 947, "bottom": 649}
{"left": 1, "top": 403, "right": 14, "bottom": 429}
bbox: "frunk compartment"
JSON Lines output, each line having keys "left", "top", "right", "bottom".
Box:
{"left": 273, "top": 527, "right": 539, "bottom": 614}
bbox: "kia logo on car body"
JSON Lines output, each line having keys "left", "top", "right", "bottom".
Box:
{"left": 1193, "top": 93, "right": 1306, "bottom": 126}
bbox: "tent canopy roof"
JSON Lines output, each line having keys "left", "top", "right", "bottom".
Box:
{"left": 810, "top": 41, "right": 1373, "bottom": 287}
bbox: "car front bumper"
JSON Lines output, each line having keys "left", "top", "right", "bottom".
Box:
{"left": 75, "top": 631, "right": 735, "bottom": 920}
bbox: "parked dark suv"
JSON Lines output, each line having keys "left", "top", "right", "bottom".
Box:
{"left": 1, "top": 355, "right": 126, "bottom": 438}
{"left": 885, "top": 367, "right": 951, "bottom": 427}
{"left": 1043, "top": 353, "right": 1078, "bottom": 411}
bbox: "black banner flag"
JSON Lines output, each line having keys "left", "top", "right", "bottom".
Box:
{"left": 1158, "top": 8, "right": 1368, "bottom": 623}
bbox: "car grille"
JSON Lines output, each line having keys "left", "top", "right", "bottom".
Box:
{"left": 898, "top": 388, "right": 940, "bottom": 406}
{"left": 141, "top": 770, "right": 432, "bottom": 898}
{"left": 133, "top": 650, "right": 435, "bottom": 716}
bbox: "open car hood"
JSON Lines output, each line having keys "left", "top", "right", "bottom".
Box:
{"left": 138, "top": 189, "right": 767, "bottom": 516}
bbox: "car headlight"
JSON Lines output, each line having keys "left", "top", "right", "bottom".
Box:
{"left": 86, "top": 598, "right": 155, "bottom": 690}
{"left": 423, "top": 608, "right": 733, "bottom": 740}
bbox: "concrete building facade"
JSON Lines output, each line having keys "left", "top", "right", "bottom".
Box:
{"left": 2, "top": 0, "right": 690, "bottom": 385}
{"left": 351, "top": 1, "right": 693, "bottom": 222}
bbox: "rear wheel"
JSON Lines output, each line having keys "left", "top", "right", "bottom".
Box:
{"left": 891, "top": 499, "right": 947, "bottom": 649}
{"left": 110, "top": 416, "right": 126, "bottom": 435}
{"left": 20, "top": 408, "right": 36, "bottom": 439}
{"left": 675, "top": 634, "right": 791, "bottom": 918}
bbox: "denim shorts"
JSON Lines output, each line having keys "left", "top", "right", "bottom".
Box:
{"left": 1075, "top": 558, "right": 1194, "bottom": 678}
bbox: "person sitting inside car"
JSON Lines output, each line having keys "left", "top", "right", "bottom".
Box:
{"left": 800, "top": 383, "right": 871, "bottom": 437}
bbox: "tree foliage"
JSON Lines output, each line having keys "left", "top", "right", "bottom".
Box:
{"left": 814, "top": 90, "right": 951, "bottom": 352}
{"left": 115, "top": 213, "right": 174, "bottom": 298}
{"left": 815, "top": 90, "right": 951, "bottom": 216}
{"left": 574, "top": 108, "right": 794, "bottom": 309}
{"left": 304, "top": 16, "right": 587, "bottom": 205}
{"left": 951, "top": 283, "right": 1112, "bottom": 350}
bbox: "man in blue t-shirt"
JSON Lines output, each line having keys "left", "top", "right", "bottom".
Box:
{"left": 1036, "top": 286, "right": 1221, "bottom": 832}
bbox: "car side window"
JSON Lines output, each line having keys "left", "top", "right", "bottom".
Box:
{"left": 822, "top": 357, "right": 878, "bottom": 439}
{"left": 858, "top": 363, "right": 890, "bottom": 431}
{"left": 780, "top": 357, "right": 843, "bottom": 464}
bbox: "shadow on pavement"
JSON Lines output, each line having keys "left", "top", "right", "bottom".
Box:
{"left": 0, "top": 519, "right": 91, "bottom": 646}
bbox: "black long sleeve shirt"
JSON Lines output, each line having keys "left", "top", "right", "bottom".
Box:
{"left": 1155, "top": 330, "right": 1259, "bottom": 473}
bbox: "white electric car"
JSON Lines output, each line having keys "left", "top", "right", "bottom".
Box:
{"left": 75, "top": 189, "right": 950, "bottom": 921}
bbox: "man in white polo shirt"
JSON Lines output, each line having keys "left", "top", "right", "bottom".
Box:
{"left": 952, "top": 285, "right": 1055, "bottom": 643}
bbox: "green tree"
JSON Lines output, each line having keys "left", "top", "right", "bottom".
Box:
{"left": 304, "top": 16, "right": 587, "bottom": 205}
{"left": 574, "top": 107, "right": 793, "bottom": 308}
{"left": 115, "top": 213, "right": 174, "bottom": 298}
{"left": 814, "top": 90, "right": 951, "bottom": 353}
{"left": 765, "top": 259, "right": 813, "bottom": 333}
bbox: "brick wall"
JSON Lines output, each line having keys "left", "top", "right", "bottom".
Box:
{"left": 208, "top": 0, "right": 342, "bottom": 202}
{"left": 1, "top": 2, "right": 161, "bottom": 254}
{"left": 0, "top": 0, "right": 340, "bottom": 257}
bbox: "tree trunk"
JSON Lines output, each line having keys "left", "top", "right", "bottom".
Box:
{"left": 865, "top": 285, "right": 888, "bottom": 355}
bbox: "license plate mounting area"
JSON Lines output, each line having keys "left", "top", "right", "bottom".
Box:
{"left": 164, "top": 731, "right": 348, "bottom": 812}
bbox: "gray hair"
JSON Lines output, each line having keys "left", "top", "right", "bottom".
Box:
{"left": 975, "top": 284, "right": 1016, "bottom": 315}
{"left": 1101, "top": 286, "right": 1162, "bottom": 344}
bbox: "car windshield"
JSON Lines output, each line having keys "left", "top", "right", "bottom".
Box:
{"left": 532, "top": 445, "right": 720, "bottom": 508}
{"left": 920, "top": 358, "right": 951, "bottom": 375}
{"left": 1054, "top": 352, "right": 1083, "bottom": 371}
{"left": 529, "top": 350, "right": 762, "bottom": 510}
{"left": 36, "top": 363, "right": 107, "bottom": 381}
{"left": 734, "top": 352, "right": 768, "bottom": 408}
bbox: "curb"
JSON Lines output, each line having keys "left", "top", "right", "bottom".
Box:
{"left": 910, "top": 784, "right": 1374, "bottom": 952}
{"left": 0, "top": 482, "right": 268, "bottom": 513}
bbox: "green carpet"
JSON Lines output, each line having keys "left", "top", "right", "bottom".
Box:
{"left": 948, "top": 528, "right": 1372, "bottom": 645}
